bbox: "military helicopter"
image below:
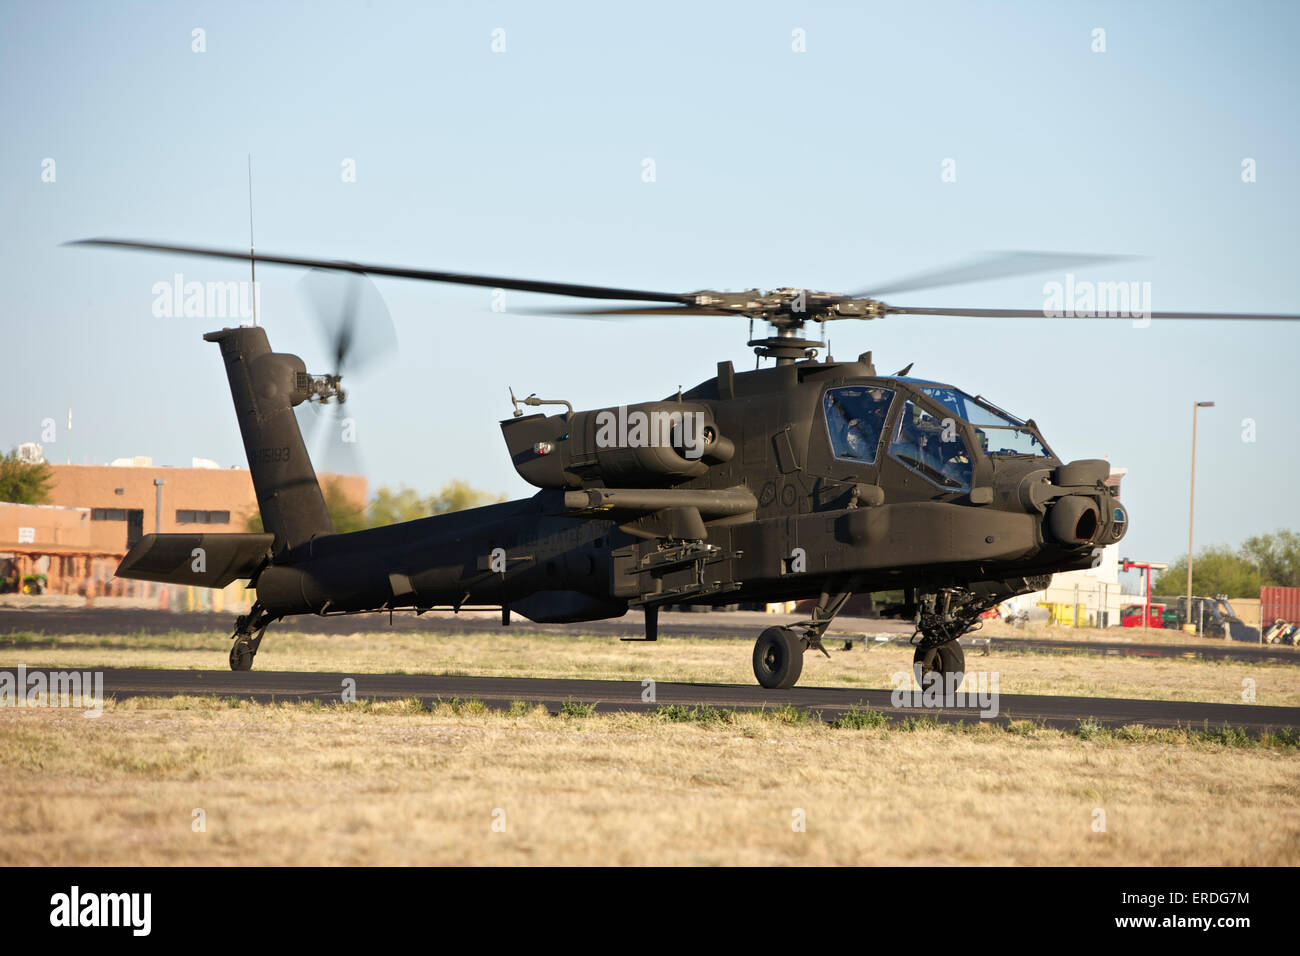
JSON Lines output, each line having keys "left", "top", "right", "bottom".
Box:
{"left": 71, "top": 238, "right": 1300, "bottom": 688}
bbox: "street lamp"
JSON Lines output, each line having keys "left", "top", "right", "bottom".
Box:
{"left": 152, "top": 478, "right": 163, "bottom": 538}
{"left": 1186, "top": 401, "right": 1215, "bottom": 632}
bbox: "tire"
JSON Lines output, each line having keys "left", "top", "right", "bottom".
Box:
{"left": 753, "top": 626, "right": 806, "bottom": 689}
{"left": 912, "top": 641, "right": 966, "bottom": 690}
{"left": 229, "top": 640, "right": 255, "bottom": 672}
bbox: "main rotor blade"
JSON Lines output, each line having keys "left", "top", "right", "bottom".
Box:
{"left": 68, "top": 238, "right": 690, "bottom": 304}
{"left": 507, "top": 304, "right": 735, "bottom": 318}
{"left": 854, "top": 251, "right": 1137, "bottom": 298}
{"left": 887, "top": 305, "right": 1300, "bottom": 320}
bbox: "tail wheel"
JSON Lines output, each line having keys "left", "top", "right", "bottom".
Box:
{"left": 912, "top": 641, "right": 966, "bottom": 688}
{"left": 753, "top": 626, "right": 806, "bottom": 689}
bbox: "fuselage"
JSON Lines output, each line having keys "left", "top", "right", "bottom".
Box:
{"left": 255, "top": 354, "right": 1127, "bottom": 624}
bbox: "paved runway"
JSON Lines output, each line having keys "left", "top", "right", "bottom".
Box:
{"left": 2, "top": 607, "right": 1296, "bottom": 664}
{"left": 27, "top": 666, "right": 1299, "bottom": 736}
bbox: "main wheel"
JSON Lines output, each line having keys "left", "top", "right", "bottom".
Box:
{"left": 753, "top": 626, "right": 806, "bottom": 689}
{"left": 912, "top": 641, "right": 966, "bottom": 689}
{"left": 229, "top": 639, "right": 256, "bottom": 671}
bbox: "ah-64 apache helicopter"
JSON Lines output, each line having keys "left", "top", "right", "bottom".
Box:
{"left": 71, "top": 239, "right": 1300, "bottom": 688}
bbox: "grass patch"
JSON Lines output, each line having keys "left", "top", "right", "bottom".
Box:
{"left": 830, "top": 705, "right": 889, "bottom": 730}
{"left": 1075, "top": 717, "right": 1107, "bottom": 741}
{"left": 559, "top": 698, "right": 597, "bottom": 718}
{"left": 654, "top": 704, "right": 738, "bottom": 726}
{"left": 762, "top": 703, "right": 817, "bottom": 726}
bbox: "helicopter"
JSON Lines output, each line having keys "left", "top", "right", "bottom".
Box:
{"left": 69, "top": 239, "right": 1300, "bottom": 688}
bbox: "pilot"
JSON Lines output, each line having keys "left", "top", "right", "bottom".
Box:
{"left": 826, "top": 397, "right": 854, "bottom": 455}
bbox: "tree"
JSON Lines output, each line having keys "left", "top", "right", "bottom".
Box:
{"left": 322, "top": 478, "right": 368, "bottom": 533}
{"left": 368, "top": 480, "right": 506, "bottom": 528}
{"left": 246, "top": 480, "right": 507, "bottom": 532}
{"left": 367, "top": 485, "right": 433, "bottom": 528}
{"left": 243, "top": 479, "right": 368, "bottom": 534}
{"left": 1152, "top": 529, "right": 1300, "bottom": 597}
{"left": 1153, "top": 547, "right": 1260, "bottom": 598}
{"left": 427, "top": 479, "right": 506, "bottom": 516}
{"left": 0, "top": 450, "right": 53, "bottom": 504}
{"left": 1240, "top": 531, "right": 1300, "bottom": 588}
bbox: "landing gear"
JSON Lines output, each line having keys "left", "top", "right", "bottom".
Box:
{"left": 751, "top": 575, "right": 863, "bottom": 689}
{"left": 229, "top": 603, "right": 272, "bottom": 672}
{"left": 912, "top": 641, "right": 966, "bottom": 687}
{"left": 905, "top": 586, "right": 990, "bottom": 689}
{"left": 753, "top": 626, "right": 806, "bottom": 689}
{"left": 229, "top": 637, "right": 258, "bottom": 671}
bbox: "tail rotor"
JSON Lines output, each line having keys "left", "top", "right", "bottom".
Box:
{"left": 294, "top": 268, "right": 397, "bottom": 477}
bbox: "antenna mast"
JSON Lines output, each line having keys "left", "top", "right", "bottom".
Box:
{"left": 247, "top": 154, "right": 257, "bottom": 327}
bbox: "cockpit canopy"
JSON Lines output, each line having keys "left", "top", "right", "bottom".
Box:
{"left": 916, "top": 386, "right": 1053, "bottom": 459}
{"left": 823, "top": 380, "right": 1054, "bottom": 493}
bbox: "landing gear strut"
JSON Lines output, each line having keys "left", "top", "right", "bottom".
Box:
{"left": 229, "top": 602, "right": 273, "bottom": 671}
{"left": 908, "top": 588, "right": 987, "bottom": 687}
{"left": 752, "top": 576, "right": 862, "bottom": 689}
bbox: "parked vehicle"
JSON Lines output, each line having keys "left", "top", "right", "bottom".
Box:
{"left": 1121, "top": 603, "right": 1166, "bottom": 628}
{"left": 1152, "top": 594, "right": 1253, "bottom": 640}
{"left": 1263, "top": 620, "right": 1299, "bottom": 645}
{"left": 20, "top": 573, "right": 47, "bottom": 595}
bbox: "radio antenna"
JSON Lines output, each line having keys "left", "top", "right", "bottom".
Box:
{"left": 247, "top": 154, "right": 257, "bottom": 327}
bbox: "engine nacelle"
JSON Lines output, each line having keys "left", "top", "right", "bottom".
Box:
{"left": 501, "top": 400, "right": 733, "bottom": 489}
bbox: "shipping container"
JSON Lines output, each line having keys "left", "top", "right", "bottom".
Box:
{"left": 1260, "top": 586, "right": 1300, "bottom": 626}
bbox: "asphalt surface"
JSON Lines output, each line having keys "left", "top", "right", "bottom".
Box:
{"left": 2, "top": 606, "right": 1297, "bottom": 664}
{"left": 29, "top": 666, "right": 1299, "bottom": 736}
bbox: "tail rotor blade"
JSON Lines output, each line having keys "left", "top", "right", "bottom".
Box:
{"left": 298, "top": 268, "right": 398, "bottom": 376}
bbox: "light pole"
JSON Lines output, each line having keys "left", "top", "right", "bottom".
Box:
{"left": 154, "top": 477, "right": 164, "bottom": 534}
{"left": 1186, "top": 401, "right": 1214, "bottom": 632}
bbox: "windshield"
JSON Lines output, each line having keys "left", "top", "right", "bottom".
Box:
{"left": 919, "top": 386, "right": 1052, "bottom": 458}
{"left": 890, "top": 400, "right": 972, "bottom": 491}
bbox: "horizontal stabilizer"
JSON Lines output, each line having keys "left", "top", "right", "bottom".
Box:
{"left": 116, "top": 533, "right": 275, "bottom": 588}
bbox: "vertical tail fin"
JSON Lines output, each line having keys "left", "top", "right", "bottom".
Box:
{"left": 204, "top": 326, "right": 334, "bottom": 551}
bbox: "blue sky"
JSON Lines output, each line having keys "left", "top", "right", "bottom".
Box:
{"left": 3, "top": 0, "right": 1298, "bottom": 563}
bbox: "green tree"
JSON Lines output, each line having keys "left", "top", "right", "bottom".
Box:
{"left": 367, "top": 480, "right": 506, "bottom": 528}
{"left": 1152, "top": 529, "right": 1300, "bottom": 598}
{"left": 322, "top": 478, "right": 368, "bottom": 533}
{"left": 1240, "top": 531, "right": 1300, "bottom": 588}
{"left": 245, "top": 479, "right": 506, "bottom": 532}
{"left": 427, "top": 479, "right": 506, "bottom": 516}
{"left": 0, "top": 450, "right": 54, "bottom": 504}
{"left": 242, "top": 478, "right": 368, "bottom": 534}
{"left": 1153, "top": 547, "right": 1260, "bottom": 598}
{"left": 367, "top": 485, "right": 434, "bottom": 528}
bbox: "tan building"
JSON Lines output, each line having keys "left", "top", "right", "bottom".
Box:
{"left": 1, "top": 460, "right": 365, "bottom": 598}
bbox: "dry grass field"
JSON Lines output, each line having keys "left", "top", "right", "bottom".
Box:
{"left": 2, "top": 696, "right": 1298, "bottom": 866}
{"left": 2, "top": 624, "right": 1298, "bottom": 865}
